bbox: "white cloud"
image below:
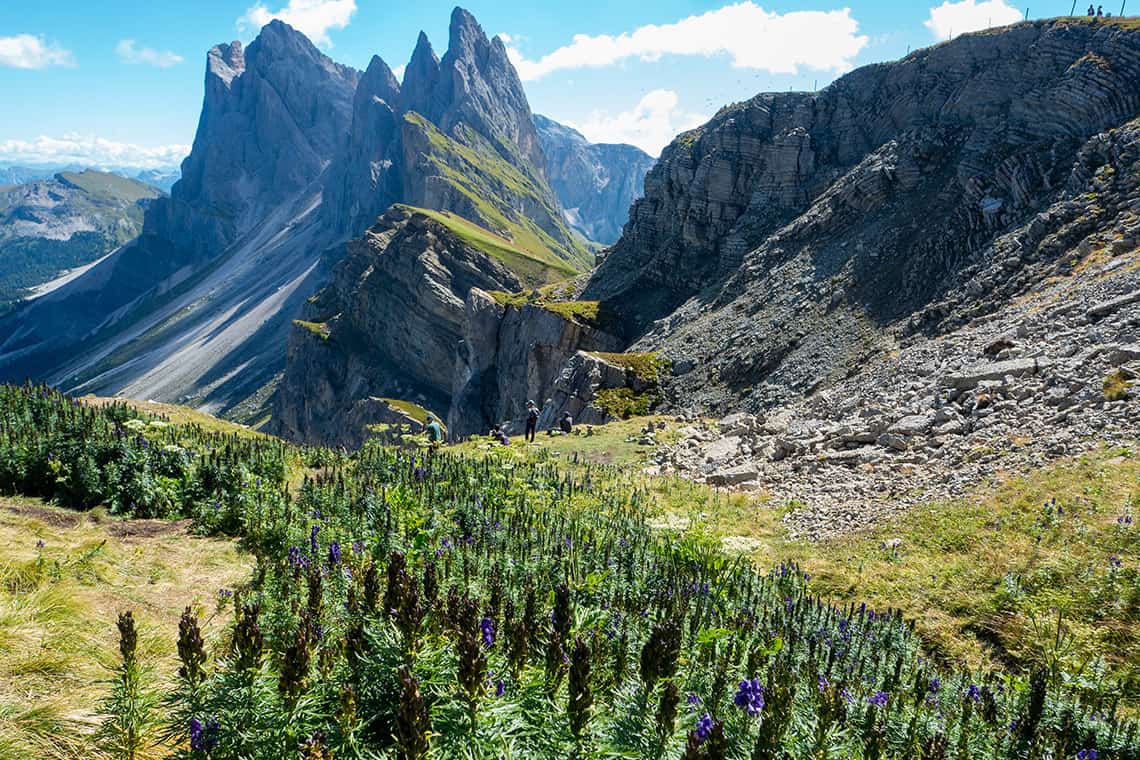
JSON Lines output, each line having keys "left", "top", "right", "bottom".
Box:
{"left": 502, "top": 2, "right": 868, "bottom": 81}
{"left": 391, "top": 63, "right": 406, "bottom": 81}
{"left": 239, "top": 0, "right": 356, "bottom": 47}
{"left": 567, "top": 90, "right": 708, "bottom": 156}
{"left": 924, "top": 0, "right": 1022, "bottom": 39}
{"left": 0, "top": 134, "right": 189, "bottom": 170}
{"left": 0, "top": 34, "right": 74, "bottom": 69}
{"left": 116, "top": 39, "right": 183, "bottom": 68}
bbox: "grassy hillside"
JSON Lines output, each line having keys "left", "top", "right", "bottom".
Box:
{"left": 1, "top": 387, "right": 1136, "bottom": 756}
{"left": 403, "top": 112, "right": 593, "bottom": 271}
{"left": 402, "top": 205, "right": 577, "bottom": 288}
{"left": 0, "top": 497, "right": 247, "bottom": 759}
{"left": 462, "top": 418, "right": 1140, "bottom": 705}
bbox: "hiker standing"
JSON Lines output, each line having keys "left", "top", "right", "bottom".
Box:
{"left": 1087, "top": 4, "right": 1095, "bottom": 14}
{"left": 1097, "top": 5, "right": 1104, "bottom": 16}
{"left": 425, "top": 414, "right": 444, "bottom": 447}
{"left": 525, "top": 401, "right": 539, "bottom": 443}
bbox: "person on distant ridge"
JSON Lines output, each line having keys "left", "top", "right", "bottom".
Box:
{"left": 1087, "top": 4, "right": 1095, "bottom": 14}
{"left": 525, "top": 401, "right": 539, "bottom": 443}
{"left": 424, "top": 414, "right": 443, "bottom": 447}
{"left": 1097, "top": 5, "right": 1104, "bottom": 16}
{"left": 559, "top": 411, "right": 573, "bottom": 435}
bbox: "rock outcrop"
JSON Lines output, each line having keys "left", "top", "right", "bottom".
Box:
{"left": 448, "top": 290, "right": 624, "bottom": 435}
{"left": 586, "top": 18, "right": 1140, "bottom": 418}
{"left": 321, "top": 8, "right": 585, "bottom": 267}
{"left": 273, "top": 206, "right": 532, "bottom": 445}
{"left": 533, "top": 115, "right": 655, "bottom": 244}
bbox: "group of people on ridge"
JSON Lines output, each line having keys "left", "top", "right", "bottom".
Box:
{"left": 424, "top": 401, "right": 575, "bottom": 448}
{"left": 1087, "top": 5, "right": 1110, "bottom": 17}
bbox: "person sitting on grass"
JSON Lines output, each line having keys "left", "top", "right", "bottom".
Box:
{"left": 425, "top": 415, "right": 444, "bottom": 447}
{"left": 559, "top": 411, "right": 573, "bottom": 434}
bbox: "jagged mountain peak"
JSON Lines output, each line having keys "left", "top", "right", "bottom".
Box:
{"left": 358, "top": 55, "right": 401, "bottom": 104}
{"left": 206, "top": 41, "right": 244, "bottom": 87}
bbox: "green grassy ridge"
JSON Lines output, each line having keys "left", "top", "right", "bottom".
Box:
{"left": 292, "top": 319, "right": 331, "bottom": 340}
{"left": 56, "top": 170, "right": 162, "bottom": 205}
{"left": 402, "top": 112, "right": 592, "bottom": 271}
{"left": 586, "top": 351, "right": 668, "bottom": 383}
{"left": 378, "top": 396, "right": 436, "bottom": 426}
{"left": 398, "top": 205, "right": 576, "bottom": 289}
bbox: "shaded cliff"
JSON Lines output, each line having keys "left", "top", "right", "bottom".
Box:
{"left": 534, "top": 115, "right": 655, "bottom": 245}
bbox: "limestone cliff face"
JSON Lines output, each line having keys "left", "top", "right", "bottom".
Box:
{"left": 534, "top": 115, "right": 655, "bottom": 244}
{"left": 0, "top": 20, "right": 358, "bottom": 394}
{"left": 448, "top": 289, "right": 624, "bottom": 436}
{"left": 587, "top": 20, "right": 1140, "bottom": 337}
{"left": 272, "top": 206, "right": 528, "bottom": 445}
{"left": 160, "top": 21, "right": 359, "bottom": 257}
{"left": 584, "top": 19, "right": 1140, "bottom": 414}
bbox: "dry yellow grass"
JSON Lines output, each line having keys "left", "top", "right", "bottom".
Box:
{"left": 0, "top": 497, "right": 248, "bottom": 758}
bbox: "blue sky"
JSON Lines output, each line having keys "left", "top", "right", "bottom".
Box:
{"left": 0, "top": 0, "right": 1054, "bottom": 164}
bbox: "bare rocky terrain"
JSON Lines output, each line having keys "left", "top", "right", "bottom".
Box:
{"left": 654, "top": 239, "right": 1139, "bottom": 540}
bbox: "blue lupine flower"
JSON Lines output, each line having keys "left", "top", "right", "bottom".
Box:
{"left": 734, "top": 677, "right": 765, "bottom": 716}
{"left": 481, "top": 616, "right": 495, "bottom": 648}
{"left": 818, "top": 676, "right": 829, "bottom": 693}
{"left": 967, "top": 684, "right": 981, "bottom": 702}
{"left": 929, "top": 678, "right": 941, "bottom": 694}
{"left": 495, "top": 679, "right": 505, "bottom": 697}
{"left": 867, "top": 691, "right": 889, "bottom": 707}
{"left": 695, "top": 713, "right": 714, "bottom": 743}
{"left": 328, "top": 541, "right": 341, "bottom": 566}
{"left": 1077, "top": 750, "right": 1097, "bottom": 760}
{"left": 687, "top": 693, "right": 702, "bottom": 705}
{"left": 309, "top": 524, "right": 320, "bottom": 554}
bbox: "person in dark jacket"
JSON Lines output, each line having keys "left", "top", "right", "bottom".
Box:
{"left": 525, "top": 401, "right": 539, "bottom": 442}
{"left": 559, "top": 411, "right": 573, "bottom": 434}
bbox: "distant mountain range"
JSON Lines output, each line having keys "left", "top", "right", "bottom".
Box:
{"left": 0, "top": 170, "right": 162, "bottom": 314}
{"left": 0, "top": 164, "right": 181, "bottom": 193}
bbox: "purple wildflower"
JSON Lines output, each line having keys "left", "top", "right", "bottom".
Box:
{"left": 818, "top": 676, "right": 829, "bottom": 693}
{"left": 481, "top": 616, "right": 495, "bottom": 648}
{"left": 867, "top": 691, "right": 889, "bottom": 707}
{"left": 328, "top": 541, "right": 341, "bottom": 566}
{"left": 35, "top": 539, "right": 45, "bottom": 549}
{"left": 1077, "top": 750, "right": 1098, "bottom": 760}
{"left": 1109, "top": 556, "right": 1122, "bottom": 568}
{"left": 287, "top": 545, "right": 302, "bottom": 567}
{"left": 734, "top": 677, "right": 765, "bottom": 717}
{"left": 695, "top": 713, "right": 714, "bottom": 743}
{"left": 309, "top": 524, "right": 320, "bottom": 554}
{"left": 687, "top": 693, "right": 702, "bottom": 705}
{"left": 352, "top": 539, "right": 365, "bottom": 555}
{"left": 967, "top": 684, "right": 981, "bottom": 702}
{"left": 928, "top": 677, "right": 941, "bottom": 694}
{"left": 189, "top": 716, "right": 220, "bottom": 752}
{"left": 495, "top": 679, "right": 506, "bottom": 697}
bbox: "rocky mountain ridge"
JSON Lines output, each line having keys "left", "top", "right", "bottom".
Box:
{"left": 585, "top": 18, "right": 1140, "bottom": 420}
